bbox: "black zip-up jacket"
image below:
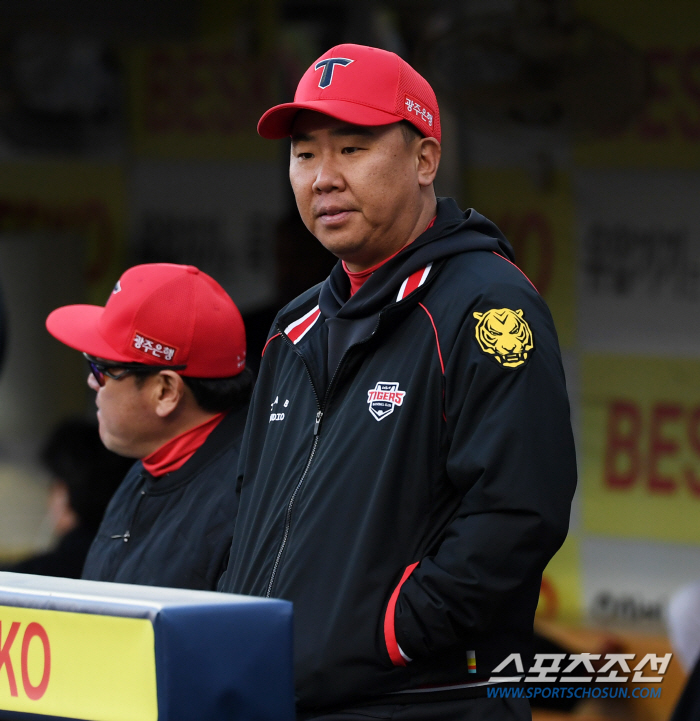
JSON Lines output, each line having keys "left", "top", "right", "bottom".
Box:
{"left": 218, "top": 198, "right": 577, "bottom": 711}
{"left": 83, "top": 407, "right": 246, "bottom": 590}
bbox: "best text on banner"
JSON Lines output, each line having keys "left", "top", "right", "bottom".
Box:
{"left": 582, "top": 355, "right": 700, "bottom": 543}
{"left": 574, "top": 0, "right": 700, "bottom": 167}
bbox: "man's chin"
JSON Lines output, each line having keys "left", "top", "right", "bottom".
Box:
{"left": 314, "top": 230, "right": 367, "bottom": 262}
{"left": 98, "top": 430, "right": 130, "bottom": 458}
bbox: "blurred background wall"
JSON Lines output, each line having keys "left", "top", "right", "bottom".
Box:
{"left": 0, "top": 0, "right": 697, "bottom": 638}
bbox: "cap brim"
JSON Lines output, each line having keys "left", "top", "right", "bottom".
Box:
{"left": 258, "top": 99, "right": 403, "bottom": 139}
{"left": 46, "top": 305, "right": 132, "bottom": 362}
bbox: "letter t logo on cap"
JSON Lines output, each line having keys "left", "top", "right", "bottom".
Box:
{"left": 314, "top": 58, "right": 354, "bottom": 89}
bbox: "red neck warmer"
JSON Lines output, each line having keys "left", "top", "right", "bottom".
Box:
{"left": 142, "top": 412, "right": 226, "bottom": 477}
{"left": 343, "top": 216, "right": 437, "bottom": 296}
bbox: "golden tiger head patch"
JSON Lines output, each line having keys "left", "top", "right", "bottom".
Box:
{"left": 473, "top": 308, "right": 534, "bottom": 368}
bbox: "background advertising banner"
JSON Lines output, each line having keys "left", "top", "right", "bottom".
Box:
{"left": 128, "top": 39, "right": 278, "bottom": 160}
{"left": 0, "top": 162, "right": 126, "bottom": 305}
{"left": 581, "top": 537, "right": 700, "bottom": 628}
{"left": 575, "top": 170, "right": 700, "bottom": 356}
{"left": 129, "top": 160, "right": 285, "bottom": 313}
{"left": 465, "top": 167, "right": 576, "bottom": 347}
{"left": 537, "top": 534, "right": 584, "bottom": 624}
{"left": 582, "top": 355, "right": 700, "bottom": 544}
{"left": 574, "top": 0, "right": 700, "bottom": 168}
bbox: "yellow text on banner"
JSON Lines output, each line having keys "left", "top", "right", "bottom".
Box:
{"left": 0, "top": 605, "right": 157, "bottom": 721}
{"left": 582, "top": 355, "right": 700, "bottom": 543}
{"left": 464, "top": 168, "right": 576, "bottom": 348}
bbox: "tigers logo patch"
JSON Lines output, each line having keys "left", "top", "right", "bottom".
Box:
{"left": 473, "top": 308, "right": 534, "bottom": 369}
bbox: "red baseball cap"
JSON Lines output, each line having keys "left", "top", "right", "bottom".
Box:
{"left": 258, "top": 43, "right": 441, "bottom": 142}
{"left": 46, "top": 263, "right": 246, "bottom": 378}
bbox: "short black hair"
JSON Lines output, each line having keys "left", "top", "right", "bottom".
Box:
{"left": 134, "top": 367, "right": 254, "bottom": 414}
{"left": 181, "top": 367, "right": 254, "bottom": 414}
{"left": 399, "top": 119, "right": 422, "bottom": 144}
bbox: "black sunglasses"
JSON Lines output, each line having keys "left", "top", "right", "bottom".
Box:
{"left": 84, "top": 353, "right": 187, "bottom": 387}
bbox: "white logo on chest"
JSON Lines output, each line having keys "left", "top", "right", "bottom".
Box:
{"left": 270, "top": 396, "right": 289, "bottom": 423}
{"left": 367, "top": 382, "right": 406, "bottom": 421}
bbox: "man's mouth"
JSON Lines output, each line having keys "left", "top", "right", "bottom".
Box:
{"left": 316, "top": 207, "right": 355, "bottom": 226}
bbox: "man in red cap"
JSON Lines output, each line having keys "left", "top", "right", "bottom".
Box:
{"left": 46, "top": 263, "right": 253, "bottom": 590}
{"left": 219, "top": 45, "right": 576, "bottom": 719}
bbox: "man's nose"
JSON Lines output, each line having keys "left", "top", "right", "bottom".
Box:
{"left": 312, "top": 159, "right": 344, "bottom": 193}
{"left": 87, "top": 372, "right": 100, "bottom": 391}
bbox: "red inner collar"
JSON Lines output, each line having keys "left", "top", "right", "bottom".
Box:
{"left": 343, "top": 216, "right": 436, "bottom": 296}
{"left": 142, "top": 412, "right": 226, "bottom": 477}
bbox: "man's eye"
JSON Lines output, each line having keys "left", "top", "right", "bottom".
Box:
{"left": 342, "top": 146, "right": 360, "bottom": 154}
{"left": 297, "top": 152, "right": 313, "bottom": 159}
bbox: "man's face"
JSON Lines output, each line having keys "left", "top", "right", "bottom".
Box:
{"left": 289, "top": 112, "right": 426, "bottom": 271}
{"left": 87, "top": 365, "right": 159, "bottom": 458}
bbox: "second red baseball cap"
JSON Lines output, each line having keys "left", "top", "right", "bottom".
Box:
{"left": 258, "top": 43, "right": 441, "bottom": 142}
{"left": 46, "top": 263, "right": 246, "bottom": 378}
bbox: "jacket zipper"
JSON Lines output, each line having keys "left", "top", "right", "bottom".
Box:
{"left": 110, "top": 480, "right": 147, "bottom": 544}
{"left": 266, "top": 333, "right": 322, "bottom": 597}
{"left": 110, "top": 530, "right": 131, "bottom": 542}
{"left": 265, "top": 317, "right": 381, "bottom": 597}
{"left": 265, "top": 409, "right": 322, "bottom": 597}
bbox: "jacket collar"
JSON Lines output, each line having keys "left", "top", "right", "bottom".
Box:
{"left": 140, "top": 405, "right": 247, "bottom": 493}
{"left": 274, "top": 197, "right": 515, "bottom": 358}
{"left": 318, "top": 197, "right": 514, "bottom": 321}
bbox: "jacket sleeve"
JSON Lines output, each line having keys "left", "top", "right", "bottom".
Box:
{"left": 392, "top": 279, "right": 577, "bottom": 661}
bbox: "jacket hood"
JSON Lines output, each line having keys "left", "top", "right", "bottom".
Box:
{"left": 318, "top": 197, "right": 514, "bottom": 320}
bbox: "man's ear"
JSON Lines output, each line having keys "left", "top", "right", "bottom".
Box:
{"left": 416, "top": 137, "right": 441, "bottom": 188}
{"left": 153, "top": 371, "right": 186, "bottom": 419}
